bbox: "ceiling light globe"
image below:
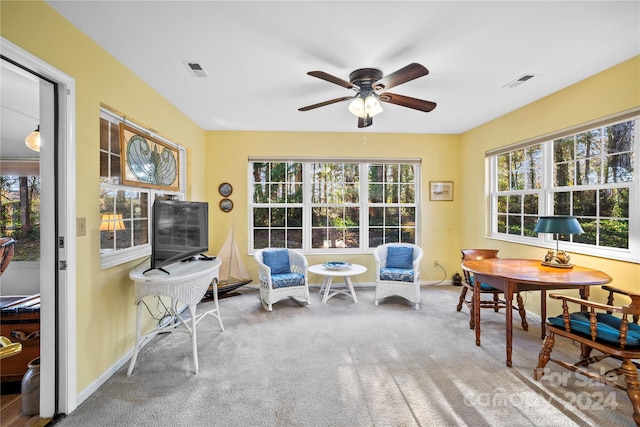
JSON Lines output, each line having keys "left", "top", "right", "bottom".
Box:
{"left": 25, "top": 126, "right": 41, "bottom": 152}
{"left": 364, "top": 95, "right": 383, "bottom": 117}
{"left": 348, "top": 97, "right": 366, "bottom": 118}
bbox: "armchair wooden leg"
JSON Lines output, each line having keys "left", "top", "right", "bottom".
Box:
{"left": 621, "top": 358, "right": 640, "bottom": 426}
{"left": 516, "top": 292, "right": 528, "bottom": 331}
{"left": 579, "top": 343, "right": 594, "bottom": 360}
{"left": 493, "top": 293, "right": 500, "bottom": 312}
{"left": 456, "top": 286, "right": 467, "bottom": 312}
{"left": 534, "top": 331, "right": 555, "bottom": 381}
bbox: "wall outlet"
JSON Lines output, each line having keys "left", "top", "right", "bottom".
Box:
{"left": 77, "top": 217, "right": 86, "bottom": 236}
{"left": 433, "top": 260, "right": 439, "bottom": 267}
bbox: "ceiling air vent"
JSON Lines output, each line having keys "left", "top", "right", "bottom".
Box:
{"left": 184, "top": 61, "right": 209, "bottom": 78}
{"left": 503, "top": 74, "right": 536, "bottom": 88}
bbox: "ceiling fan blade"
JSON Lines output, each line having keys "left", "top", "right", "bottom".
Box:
{"left": 358, "top": 116, "right": 373, "bottom": 128}
{"left": 298, "top": 96, "right": 354, "bottom": 111}
{"left": 379, "top": 92, "right": 437, "bottom": 112}
{"left": 373, "top": 63, "right": 428, "bottom": 91}
{"left": 307, "top": 71, "right": 356, "bottom": 90}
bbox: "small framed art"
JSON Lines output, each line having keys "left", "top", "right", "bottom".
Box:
{"left": 219, "top": 198, "right": 233, "bottom": 212}
{"left": 119, "top": 123, "right": 180, "bottom": 191}
{"left": 429, "top": 181, "right": 453, "bottom": 201}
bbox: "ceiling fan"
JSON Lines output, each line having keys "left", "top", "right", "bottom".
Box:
{"left": 298, "top": 63, "right": 436, "bottom": 128}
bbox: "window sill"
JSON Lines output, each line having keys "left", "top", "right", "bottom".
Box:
{"left": 101, "top": 245, "right": 150, "bottom": 269}
{"left": 487, "top": 234, "right": 639, "bottom": 265}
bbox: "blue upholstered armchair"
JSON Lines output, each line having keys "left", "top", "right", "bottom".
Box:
{"left": 373, "top": 243, "right": 423, "bottom": 310}
{"left": 253, "top": 248, "right": 310, "bottom": 312}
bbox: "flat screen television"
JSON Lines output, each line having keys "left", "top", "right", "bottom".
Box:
{"left": 147, "top": 200, "right": 209, "bottom": 274}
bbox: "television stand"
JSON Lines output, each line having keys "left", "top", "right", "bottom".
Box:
{"left": 127, "top": 258, "right": 223, "bottom": 375}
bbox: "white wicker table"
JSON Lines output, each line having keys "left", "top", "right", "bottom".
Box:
{"left": 127, "top": 258, "right": 222, "bottom": 375}
{"left": 309, "top": 263, "right": 367, "bottom": 304}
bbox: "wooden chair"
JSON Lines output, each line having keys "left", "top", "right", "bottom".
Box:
{"left": 534, "top": 285, "right": 640, "bottom": 426}
{"left": 253, "top": 248, "right": 310, "bottom": 312}
{"left": 0, "top": 237, "right": 16, "bottom": 277}
{"left": 456, "top": 249, "right": 527, "bottom": 330}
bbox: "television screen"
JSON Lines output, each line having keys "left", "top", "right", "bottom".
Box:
{"left": 149, "top": 200, "right": 209, "bottom": 274}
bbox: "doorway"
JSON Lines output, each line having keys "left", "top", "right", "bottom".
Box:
{"left": 0, "top": 37, "right": 77, "bottom": 421}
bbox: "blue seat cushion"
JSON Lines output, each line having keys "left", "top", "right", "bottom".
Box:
{"left": 547, "top": 311, "right": 640, "bottom": 346}
{"left": 380, "top": 267, "right": 414, "bottom": 283}
{"left": 262, "top": 249, "right": 291, "bottom": 274}
{"left": 386, "top": 246, "right": 414, "bottom": 269}
{"left": 271, "top": 272, "right": 305, "bottom": 289}
{"left": 468, "top": 275, "right": 498, "bottom": 292}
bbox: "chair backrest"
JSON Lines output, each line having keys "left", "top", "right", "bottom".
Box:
{"left": 374, "top": 243, "right": 423, "bottom": 269}
{"left": 0, "top": 238, "right": 16, "bottom": 277}
{"left": 460, "top": 249, "right": 499, "bottom": 284}
{"left": 254, "top": 248, "right": 308, "bottom": 275}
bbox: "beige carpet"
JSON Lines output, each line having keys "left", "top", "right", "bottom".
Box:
{"left": 54, "top": 285, "right": 636, "bottom": 427}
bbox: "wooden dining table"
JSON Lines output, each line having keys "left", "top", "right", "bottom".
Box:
{"left": 461, "top": 258, "right": 612, "bottom": 367}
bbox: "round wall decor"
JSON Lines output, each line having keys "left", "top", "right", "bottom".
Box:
{"left": 218, "top": 182, "right": 233, "bottom": 197}
{"left": 219, "top": 198, "right": 233, "bottom": 212}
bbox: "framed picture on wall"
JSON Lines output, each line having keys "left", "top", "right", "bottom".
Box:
{"left": 119, "top": 123, "right": 180, "bottom": 191}
{"left": 429, "top": 181, "right": 453, "bottom": 201}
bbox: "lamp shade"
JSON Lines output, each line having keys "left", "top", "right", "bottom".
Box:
{"left": 348, "top": 97, "right": 366, "bottom": 118}
{"left": 533, "top": 216, "right": 584, "bottom": 235}
{"left": 100, "top": 214, "right": 126, "bottom": 231}
{"left": 25, "top": 125, "right": 41, "bottom": 152}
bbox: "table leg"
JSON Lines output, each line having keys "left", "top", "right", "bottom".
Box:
{"left": 213, "top": 281, "right": 224, "bottom": 331}
{"left": 474, "top": 279, "right": 481, "bottom": 346}
{"left": 580, "top": 286, "right": 590, "bottom": 311}
{"left": 540, "top": 289, "right": 547, "bottom": 340}
{"left": 189, "top": 304, "right": 199, "bottom": 374}
{"left": 344, "top": 276, "right": 358, "bottom": 303}
{"left": 127, "top": 302, "right": 143, "bottom": 376}
{"left": 321, "top": 276, "right": 333, "bottom": 304}
{"left": 505, "top": 283, "right": 514, "bottom": 367}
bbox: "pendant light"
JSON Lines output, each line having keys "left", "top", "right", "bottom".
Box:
{"left": 25, "top": 125, "right": 41, "bottom": 152}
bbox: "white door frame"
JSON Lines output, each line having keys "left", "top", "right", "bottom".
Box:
{"left": 1, "top": 37, "right": 77, "bottom": 416}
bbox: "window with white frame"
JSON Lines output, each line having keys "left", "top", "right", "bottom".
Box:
{"left": 489, "top": 113, "right": 639, "bottom": 262}
{"left": 249, "top": 159, "right": 419, "bottom": 252}
{"left": 99, "top": 108, "right": 185, "bottom": 268}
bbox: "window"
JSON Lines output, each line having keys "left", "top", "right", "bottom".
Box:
{"left": 249, "top": 159, "right": 420, "bottom": 252}
{"left": 489, "top": 114, "right": 639, "bottom": 262}
{"left": 99, "top": 108, "right": 185, "bottom": 268}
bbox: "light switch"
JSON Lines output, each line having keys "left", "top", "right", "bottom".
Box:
{"left": 77, "top": 217, "right": 86, "bottom": 236}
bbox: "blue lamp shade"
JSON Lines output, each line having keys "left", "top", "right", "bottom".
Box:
{"left": 533, "top": 216, "right": 584, "bottom": 235}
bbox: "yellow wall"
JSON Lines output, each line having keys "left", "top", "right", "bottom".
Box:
{"left": 205, "top": 131, "right": 462, "bottom": 284}
{"left": 2, "top": 1, "right": 207, "bottom": 393}
{"left": 460, "top": 56, "right": 640, "bottom": 315}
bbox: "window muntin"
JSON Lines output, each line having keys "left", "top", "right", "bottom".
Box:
{"left": 99, "top": 109, "right": 185, "bottom": 268}
{"left": 249, "top": 160, "right": 419, "bottom": 252}
{"left": 491, "top": 118, "right": 638, "bottom": 261}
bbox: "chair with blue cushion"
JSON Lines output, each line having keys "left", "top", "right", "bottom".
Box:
{"left": 253, "top": 248, "right": 310, "bottom": 312}
{"left": 535, "top": 285, "right": 640, "bottom": 425}
{"left": 456, "top": 249, "right": 527, "bottom": 331}
{"left": 373, "top": 243, "right": 423, "bottom": 310}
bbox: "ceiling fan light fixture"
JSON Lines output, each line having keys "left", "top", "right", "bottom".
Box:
{"left": 25, "top": 125, "right": 41, "bottom": 152}
{"left": 364, "top": 95, "right": 383, "bottom": 117}
{"left": 348, "top": 97, "right": 366, "bottom": 118}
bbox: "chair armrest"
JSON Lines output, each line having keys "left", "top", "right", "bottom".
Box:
{"left": 254, "top": 259, "right": 272, "bottom": 285}
{"left": 548, "top": 291, "right": 640, "bottom": 348}
{"left": 548, "top": 293, "right": 639, "bottom": 316}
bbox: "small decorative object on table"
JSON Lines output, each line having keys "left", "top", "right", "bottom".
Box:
{"left": 533, "top": 216, "right": 584, "bottom": 268}
{"left": 322, "top": 262, "right": 352, "bottom": 270}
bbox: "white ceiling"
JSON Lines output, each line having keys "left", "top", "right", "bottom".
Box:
{"left": 3, "top": 1, "right": 639, "bottom": 152}
{"left": 0, "top": 62, "right": 40, "bottom": 160}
